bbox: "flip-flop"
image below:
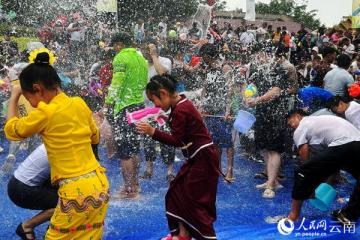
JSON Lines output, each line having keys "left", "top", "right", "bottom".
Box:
{"left": 16, "top": 223, "right": 35, "bottom": 240}
{"left": 223, "top": 177, "right": 236, "bottom": 183}
{"left": 254, "top": 172, "right": 267, "bottom": 179}
{"left": 254, "top": 172, "right": 286, "bottom": 180}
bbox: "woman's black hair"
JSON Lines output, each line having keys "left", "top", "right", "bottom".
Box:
{"left": 19, "top": 52, "right": 62, "bottom": 93}
{"left": 326, "top": 95, "right": 351, "bottom": 109}
{"left": 146, "top": 74, "right": 178, "bottom": 98}
{"left": 286, "top": 109, "right": 308, "bottom": 119}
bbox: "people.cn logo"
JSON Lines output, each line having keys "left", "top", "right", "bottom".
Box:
{"left": 277, "top": 218, "right": 295, "bottom": 236}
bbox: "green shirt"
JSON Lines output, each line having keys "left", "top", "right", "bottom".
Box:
{"left": 105, "top": 48, "right": 148, "bottom": 115}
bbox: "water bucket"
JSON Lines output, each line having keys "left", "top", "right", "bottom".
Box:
{"left": 309, "top": 183, "right": 336, "bottom": 211}
{"left": 233, "top": 110, "right": 256, "bottom": 134}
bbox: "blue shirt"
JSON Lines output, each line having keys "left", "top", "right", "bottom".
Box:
{"left": 324, "top": 67, "right": 354, "bottom": 97}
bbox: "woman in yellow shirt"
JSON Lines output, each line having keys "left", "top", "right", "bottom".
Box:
{"left": 4, "top": 49, "right": 110, "bottom": 240}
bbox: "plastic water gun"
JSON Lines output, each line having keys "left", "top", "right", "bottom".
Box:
{"left": 126, "top": 107, "right": 167, "bottom": 126}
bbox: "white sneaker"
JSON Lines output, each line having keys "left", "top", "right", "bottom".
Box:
{"left": 263, "top": 188, "right": 275, "bottom": 198}
{"left": 0, "top": 146, "right": 3, "bottom": 153}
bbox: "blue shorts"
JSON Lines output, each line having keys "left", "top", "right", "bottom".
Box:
{"left": 205, "top": 117, "right": 234, "bottom": 148}
{"left": 110, "top": 104, "right": 144, "bottom": 160}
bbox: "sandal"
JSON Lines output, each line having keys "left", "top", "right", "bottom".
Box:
{"left": 16, "top": 223, "right": 35, "bottom": 240}
{"left": 223, "top": 177, "right": 235, "bottom": 183}
{"left": 262, "top": 188, "right": 276, "bottom": 199}
{"left": 254, "top": 172, "right": 268, "bottom": 179}
{"left": 254, "top": 172, "right": 286, "bottom": 181}
{"left": 332, "top": 209, "right": 355, "bottom": 225}
{"left": 161, "top": 234, "right": 173, "bottom": 240}
{"left": 160, "top": 234, "right": 192, "bottom": 240}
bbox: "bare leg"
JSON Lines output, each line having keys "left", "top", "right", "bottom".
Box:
{"left": 267, "top": 151, "right": 281, "bottom": 189}
{"left": 178, "top": 222, "right": 191, "bottom": 237}
{"left": 288, "top": 199, "right": 303, "bottom": 221}
{"left": 225, "top": 147, "right": 234, "bottom": 181}
{"left": 262, "top": 150, "right": 269, "bottom": 175}
{"left": 145, "top": 161, "right": 154, "bottom": 176}
{"left": 120, "top": 159, "right": 134, "bottom": 190}
{"left": 167, "top": 162, "right": 174, "bottom": 176}
{"left": 22, "top": 209, "right": 54, "bottom": 239}
{"left": 132, "top": 155, "right": 141, "bottom": 191}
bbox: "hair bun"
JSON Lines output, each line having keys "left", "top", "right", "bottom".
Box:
{"left": 34, "top": 52, "right": 50, "bottom": 65}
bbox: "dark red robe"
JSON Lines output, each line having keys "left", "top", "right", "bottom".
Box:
{"left": 153, "top": 95, "right": 220, "bottom": 240}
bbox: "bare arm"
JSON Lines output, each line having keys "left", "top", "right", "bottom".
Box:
{"left": 298, "top": 144, "right": 309, "bottom": 162}
{"left": 7, "top": 85, "right": 22, "bottom": 120}
{"left": 149, "top": 44, "right": 168, "bottom": 75}
{"left": 256, "top": 87, "right": 281, "bottom": 104}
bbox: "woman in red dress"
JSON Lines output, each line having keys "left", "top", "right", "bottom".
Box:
{"left": 137, "top": 75, "right": 220, "bottom": 240}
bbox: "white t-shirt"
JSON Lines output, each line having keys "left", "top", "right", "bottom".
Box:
{"left": 293, "top": 115, "right": 360, "bottom": 148}
{"left": 144, "top": 56, "right": 172, "bottom": 107}
{"left": 67, "top": 22, "right": 85, "bottom": 42}
{"left": 351, "top": 61, "right": 359, "bottom": 73}
{"left": 345, "top": 101, "right": 360, "bottom": 130}
{"left": 148, "top": 56, "right": 172, "bottom": 79}
{"left": 14, "top": 144, "right": 50, "bottom": 187}
{"left": 239, "top": 31, "right": 255, "bottom": 45}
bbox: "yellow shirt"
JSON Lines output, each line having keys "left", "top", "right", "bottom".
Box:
{"left": 5, "top": 92, "right": 100, "bottom": 183}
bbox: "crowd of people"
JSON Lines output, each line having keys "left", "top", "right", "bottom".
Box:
{"left": 1, "top": 9, "right": 360, "bottom": 240}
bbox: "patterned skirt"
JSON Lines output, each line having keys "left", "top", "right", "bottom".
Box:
{"left": 45, "top": 167, "right": 110, "bottom": 240}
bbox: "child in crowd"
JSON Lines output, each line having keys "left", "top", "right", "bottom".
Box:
{"left": 199, "top": 43, "right": 235, "bottom": 183}
{"left": 136, "top": 75, "right": 220, "bottom": 240}
{"left": 4, "top": 49, "right": 109, "bottom": 239}
{"left": 327, "top": 96, "right": 360, "bottom": 130}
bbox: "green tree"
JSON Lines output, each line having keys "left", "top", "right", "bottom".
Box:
{"left": 3, "top": 0, "right": 200, "bottom": 27}
{"left": 256, "top": 0, "right": 321, "bottom": 30}
{"left": 118, "top": 0, "right": 198, "bottom": 27}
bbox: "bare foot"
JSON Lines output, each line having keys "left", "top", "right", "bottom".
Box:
{"left": 113, "top": 187, "right": 140, "bottom": 200}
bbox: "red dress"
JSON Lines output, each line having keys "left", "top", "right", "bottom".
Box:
{"left": 152, "top": 95, "right": 220, "bottom": 240}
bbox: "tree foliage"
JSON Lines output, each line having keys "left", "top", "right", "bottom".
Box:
{"left": 2, "top": 0, "right": 200, "bottom": 27}
{"left": 256, "top": 0, "right": 321, "bottom": 30}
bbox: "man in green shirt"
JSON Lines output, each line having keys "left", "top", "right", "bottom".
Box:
{"left": 105, "top": 32, "right": 148, "bottom": 199}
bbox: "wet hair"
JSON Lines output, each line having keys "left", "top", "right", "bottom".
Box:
{"left": 110, "top": 32, "right": 133, "bottom": 47}
{"left": 19, "top": 52, "right": 61, "bottom": 93}
{"left": 326, "top": 95, "right": 351, "bottom": 109}
{"left": 336, "top": 54, "right": 351, "bottom": 69}
{"left": 286, "top": 109, "right": 308, "bottom": 119}
{"left": 322, "top": 46, "right": 337, "bottom": 58}
{"left": 146, "top": 74, "right": 178, "bottom": 98}
{"left": 313, "top": 55, "right": 322, "bottom": 61}
{"left": 199, "top": 43, "right": 219, "bottom": 59}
